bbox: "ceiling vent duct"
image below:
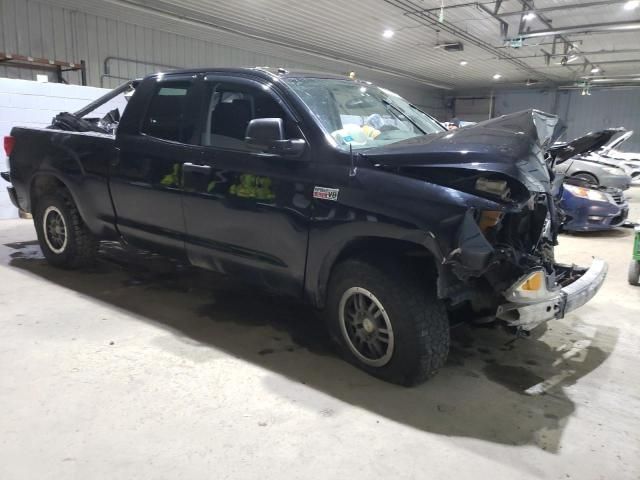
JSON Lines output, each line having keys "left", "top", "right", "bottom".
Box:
{"left": 443, "top": 42, "right": 464, "bottom": 52}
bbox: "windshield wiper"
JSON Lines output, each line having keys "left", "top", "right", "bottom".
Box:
{"left": 381, "top": 99, "right": 426, "bottom": 134}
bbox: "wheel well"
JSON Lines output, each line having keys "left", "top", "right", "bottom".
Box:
{"left": 571, "top": 171, "right": 599, "bottom": 181}
{"left": 317, "top": 237, "right": 438, "bottom": 309}
{"left": 30, "top": 175, "right": 69, "bottom": 211}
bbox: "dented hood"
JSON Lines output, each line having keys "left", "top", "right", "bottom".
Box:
{"left": 364, "top": 109, "right": 563, "bottom": 193}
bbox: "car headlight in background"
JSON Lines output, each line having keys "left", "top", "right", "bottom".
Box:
{"left": 602, "top": 166, "right": 624, "bottom": 175}
{"left": 564, "top": 184, "right": 611, "bottom": 203}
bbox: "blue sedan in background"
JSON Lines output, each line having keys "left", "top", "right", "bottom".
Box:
{"left": 560, "top": 183, "right": 629, "bottom": 232}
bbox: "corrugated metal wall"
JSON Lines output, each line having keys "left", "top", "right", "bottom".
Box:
{"left": 454, "top": 87, "right": 640, "bottom": 151}
{"left": 0, "top": 0, "right": 446, "bottom": 116}
{"left": 556, "top": 89, "right": 640, "bottom": 152}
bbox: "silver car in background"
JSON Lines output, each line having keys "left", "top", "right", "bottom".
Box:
{"left": 553, "top": 129, "right": 632, "bottom": 190}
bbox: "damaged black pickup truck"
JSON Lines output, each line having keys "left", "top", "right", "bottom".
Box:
{"left": 3, "top": 68, "right": 607, "bottom": 385}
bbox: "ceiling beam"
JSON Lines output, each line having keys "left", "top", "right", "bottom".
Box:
{"left": 509, "top": 21, "right": 640, "bottom": 39}
{"left": 488, "top": 49, "right": 640, "bottom": 60}
{"left": 497, "top": 1, "right": 628, "bottom": 17}
{"left": 514, "top": 0, "right": 597, "bottom": 76}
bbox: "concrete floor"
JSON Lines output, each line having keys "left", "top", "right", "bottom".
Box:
{"left": 1, "top": 195, "right": 639, "bottom": 480}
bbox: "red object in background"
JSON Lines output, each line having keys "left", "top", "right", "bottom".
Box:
{"left": 4, "top": 136, "right": 15, "bottom": 156}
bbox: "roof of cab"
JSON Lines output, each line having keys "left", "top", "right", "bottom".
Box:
{"left": 145, "top": 66, "right": 356, "bottom": 82}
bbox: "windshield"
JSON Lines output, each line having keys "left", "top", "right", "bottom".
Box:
{"left": 284, "top": 77, "right": 445, "bottom": 150}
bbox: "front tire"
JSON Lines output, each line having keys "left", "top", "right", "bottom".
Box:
{"left": 325, "top": 258, "right": 449, "bottom": 386}
{"left": 33, "top": 192, "right": 98, "bottom": 268}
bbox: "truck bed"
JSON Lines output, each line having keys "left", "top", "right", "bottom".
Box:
{"left": 8, "top": 126, "right": 119, "bottom": 238}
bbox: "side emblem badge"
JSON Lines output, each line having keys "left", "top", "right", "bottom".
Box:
{"left": 313, "top": 186, "right": 339, "bottom": 201}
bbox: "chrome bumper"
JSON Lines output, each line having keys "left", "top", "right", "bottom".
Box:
{"left": 496, "top": 259, "right": 608, "bottom": 330}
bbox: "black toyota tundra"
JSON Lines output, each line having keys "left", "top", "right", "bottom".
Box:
{"left": 2, "top": 67, "right": 607, "bottom": 385}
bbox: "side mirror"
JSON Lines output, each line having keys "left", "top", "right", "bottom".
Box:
{"left": 245, "top": 118, "right": 307, "bottom": 159}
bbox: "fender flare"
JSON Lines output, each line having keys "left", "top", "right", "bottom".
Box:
{"left": 308, "top": 231, "right": 444, "bottom": 309}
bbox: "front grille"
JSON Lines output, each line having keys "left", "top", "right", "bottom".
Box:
{"left": 605, "top": 188, "right": 624, "bottom": 205}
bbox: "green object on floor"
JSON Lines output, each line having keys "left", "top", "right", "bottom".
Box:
{"left": 629, "top": 226, "right": 640, "bottom": 286}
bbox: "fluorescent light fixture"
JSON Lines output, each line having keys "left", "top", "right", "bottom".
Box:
{"left": 590, "top": 67, "right": 601, "bottom": 73}
{"left": 493, "top": 73, "right": 502, "bottom": 80}
{"left": 624, "top": 1, "right": 639, "bottom": 10}
{"left": 522, "top": 12, "right": 536, "bottom": 21}
{"left": 459, "top": 60, "right": 468, "bottom": 66}
{"left": 382, "top": 29, "right": 395, "bottom": 38}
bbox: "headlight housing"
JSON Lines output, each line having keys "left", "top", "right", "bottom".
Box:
{"left": 475, "top": 177, "right": 511, "bottom": 200}
{"left": 564, "top": 184, "right": 610, "bottom": 203}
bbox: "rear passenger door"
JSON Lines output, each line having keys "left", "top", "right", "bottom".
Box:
{"left": 111, "top": 75, "right": 202, "bottom": 257}
{"left": 181, "top": 75, "right": 313, "bottom": 296}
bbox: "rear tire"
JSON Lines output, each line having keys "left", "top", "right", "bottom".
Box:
{"left": 629, "top": 260, "right": 640, "bottom": 286}
{"left": 33, "top": 192, "right": 98, "bottom": 268}
{"left": 324, "top": 258, "right": 449, "bottom": 386}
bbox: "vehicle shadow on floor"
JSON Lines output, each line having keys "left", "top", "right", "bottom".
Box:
{"left": 7, "top": 241, "right": 619, "bottom": 453}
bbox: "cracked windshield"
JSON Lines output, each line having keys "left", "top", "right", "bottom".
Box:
{"left": 285, "top": 77, "right": 445, "bottom": 150}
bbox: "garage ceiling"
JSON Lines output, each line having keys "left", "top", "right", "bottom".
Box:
{"left": 53, "top": 0, "right": 640, "bottom": 90}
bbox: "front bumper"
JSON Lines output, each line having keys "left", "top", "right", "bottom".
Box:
{"left": 496, "top": 259, "right": 608, "bottom": 330}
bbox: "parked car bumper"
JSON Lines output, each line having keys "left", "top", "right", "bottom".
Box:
{"left": 495, "top": 259, "right": 608, "bottom": 330}
{"left": 562, "top": 196, "right": 629, "bottom": 232}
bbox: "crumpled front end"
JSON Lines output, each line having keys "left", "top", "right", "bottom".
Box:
{"left": 366, "top": 109, "right": 607, "bottom": 330}
{"left": 437, "top": 113, "right": 607, "bottom": 329}
{"left": 444, "top": 186, "right": 607, "bottom": 330}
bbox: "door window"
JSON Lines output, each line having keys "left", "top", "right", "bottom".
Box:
{"left": 201, "top": 81, "right": 298, "bottom": 150}
{"left": 141, "top": 80, "right": 196, "bottom": 143}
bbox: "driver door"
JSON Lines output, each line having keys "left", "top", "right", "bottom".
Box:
{"left": 181, "top": 75, "right": 313, "bottom": 296}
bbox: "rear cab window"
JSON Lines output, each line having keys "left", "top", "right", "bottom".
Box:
{"left": 141, "top": 80, "right": 197, "bottom": 143}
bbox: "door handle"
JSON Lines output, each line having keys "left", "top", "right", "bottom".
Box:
{"left": 183, "top": 162, "right": 212, "bottom": 174}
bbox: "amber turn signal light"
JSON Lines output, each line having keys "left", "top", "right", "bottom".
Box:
{"left": 478, "top": 210, "right": 503, "bottom": 231}
{"left": 519, "top": 271, "right": 543, "bottom": 291}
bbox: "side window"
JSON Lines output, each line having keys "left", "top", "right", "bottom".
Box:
{"left": 201, "top": 81, "right": 298, "bottom": 150}
{"left": 141, "top": 80, "right": 195, "bottom": 142}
